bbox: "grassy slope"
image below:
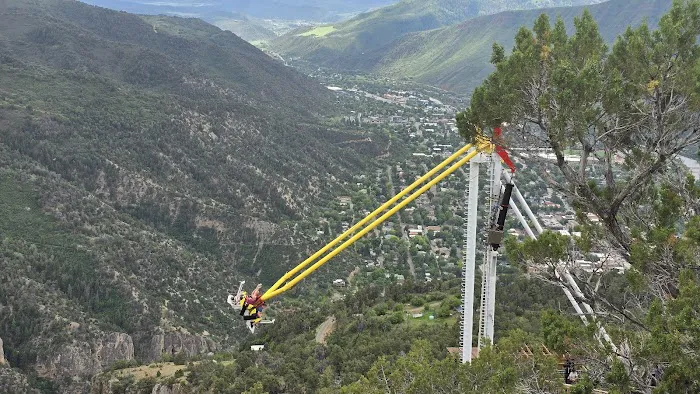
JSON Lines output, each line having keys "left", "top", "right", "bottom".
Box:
{"left": 300, "top": 25, "right": 337, "bottom": 37}
{"left": 212, "top": 18, "right": 278, "bottom": 42}
{"left": 374, "top": 0, "right": 671, "bottom": 93}
{"left": 270, "top": 0, "right": 602, "bottom": 66}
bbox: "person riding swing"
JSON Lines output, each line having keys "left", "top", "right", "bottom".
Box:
{"left": 239, "top": 284, "right": 265, "bottom": 324}
{"left": 227, "top": 281, "right": 275, "bottom": 333}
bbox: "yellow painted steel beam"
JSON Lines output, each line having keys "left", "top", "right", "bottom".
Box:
{"left": 261, "top": 139, "right": 492, "bottom": 302}
{"left": 264, "top": 143, "right": 474, "bottom": 294}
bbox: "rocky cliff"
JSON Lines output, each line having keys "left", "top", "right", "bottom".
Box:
{"left": 0, "top": 337, "right": 5, "bottom": 366}
{"left": 150, "top": 383, "right": 187, "bottom": 394}
{"left": 36, "top": 333, "right": 134, "bottom": 379}
{"left": 143, "top": 330, "right": 217, "bottom": 362}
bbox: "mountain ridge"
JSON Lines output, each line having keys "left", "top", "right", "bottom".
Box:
{"left": 372, "top": 0, "right": 672, "bottom": 93}
{"left": 270, "top": 0, "right": 604, "bottom": 66}
{"left": 5, "top": 0, "right": 328, "bottom": 116}
{"left": 272, "top": 0, "right": 671, "bottom": 94}
{"left": 79, "top": 0, "right": 398, "bottom": 22}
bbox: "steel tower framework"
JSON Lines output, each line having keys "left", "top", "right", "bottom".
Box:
{"left": 460, "top": 159, "right": 618, "bottom": 364}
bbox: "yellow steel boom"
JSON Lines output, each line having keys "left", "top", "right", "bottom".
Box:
{"left": 260, "top": 137, "right": 494, "bottom": 302}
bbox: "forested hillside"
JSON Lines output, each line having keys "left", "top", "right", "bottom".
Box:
{"left": 270, "top": 0, "right": 602, "bottom": 71}
{"left": 0, "top": 0, "right": 380, "bottom": 390}
{"left": 91, "top": 273, "right": 571, "bottom": 393}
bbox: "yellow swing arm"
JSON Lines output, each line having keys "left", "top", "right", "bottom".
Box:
{"left": 260, "top": 137, "right": 493, "bottom": 302}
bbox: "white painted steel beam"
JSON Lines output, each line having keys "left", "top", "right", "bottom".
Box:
{"left": 508, "top": 195, "right": 536, "bottom": 239}
{"left": 461, "top": 158, "right": 481, "bottom": 363}
{"left": 484, "top": 250, "right": 498, "bottom": 344}
{"left": 504, "top": 177, "right": 618, "bottom": 353}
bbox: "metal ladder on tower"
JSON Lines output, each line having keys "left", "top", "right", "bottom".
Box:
{"left": 460, "top": 152, "right": 484, "bottom": 363}
{"left": 478, "top": 153, "right": 502, "bottom": 349}
{"left": 459, "top": 165, "right": 470, "bottom": 356}
{"left": 477, "top": 153, "right": 494, "bottom": 348}
{"left": 477, "top": 261, "right": 490, "bottom": 348}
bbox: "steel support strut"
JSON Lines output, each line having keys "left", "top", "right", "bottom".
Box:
{"left": 501, "top": 171, "right": 618, "bottom": 353}
{"left": 478, "top": 154, "right": 502, "bottom": 349}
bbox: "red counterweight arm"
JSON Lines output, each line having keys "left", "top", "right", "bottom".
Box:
{"left": 493, "top": 127, "right": 516, "bottom": 173}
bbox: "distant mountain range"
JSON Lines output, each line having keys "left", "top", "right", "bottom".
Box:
{"left": 79, "top": 0, "right": 398, "bottom": 21}
{"left": 79, "top": 0, "right": 400, "bottom": 42}
{"left": 270, "top": 0, "right": 670, "bottom": 94}
{"left": 271, "top": 0, "right": 604, "bottom": 62}
{"left": 374, "top": 0, "right": 671, "bottom": 93}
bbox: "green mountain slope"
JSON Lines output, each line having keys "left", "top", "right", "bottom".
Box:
{"left": 0, "top": 0, "right": 377, "bottom": 389}
{"left": 270, "top": 0, "right": 602, "bottom": 67}
{"left": 4, "top": 1, "right": 327, "bottom": 114}
{"left": 372, "top": 0, "right": 672, "bottom": 93}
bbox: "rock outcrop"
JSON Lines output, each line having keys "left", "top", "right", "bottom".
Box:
{"left": 0, "top": 337, "right": 6, "bottom": 366}
{"left": 36, "top": 332, "right": 134, "bottom": 379}
{"left": 95, "top": 333, "right": 134, "bottom": 369}
{"left": 144, "top": 330, "right": 217, "bottom": 362}
{"left": 151, "top": 383, "right": 187, "bottom": 394}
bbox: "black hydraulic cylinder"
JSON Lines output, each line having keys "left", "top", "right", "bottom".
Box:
{"left": 489, "top": 183, "right": 514, "bottom": 250}
{"left": 496, "top": 183, "right": 514, "bottom": 229}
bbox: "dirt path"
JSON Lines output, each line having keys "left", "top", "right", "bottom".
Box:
{"left": 315, "top": 316, "right": 337, "bottom": 344}
{"left": 347, "top": 266, "right": 360, "bottom": 283}
{"left": 251, "top": 239, "right": 264, "bottom": 268}
{"left": 378, "top": 136, "right": 393, "bottom": 158}
{"left": 337, "top": 137, "right": 373, "bottom": 145}
{"left": 387, "top": 165, "right": 416, "bottom": 279}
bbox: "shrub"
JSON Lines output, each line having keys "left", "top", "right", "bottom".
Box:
{"left": 389, "top": 311, "right": 404, "bottom": 325}
{"left": 410, "top": 296, "right": 424, "bottom": 307}
{"left": 173, "top": 352, "right": 188, "bottom": 365}
{"left": 110, "top": 359, "right": 139, "bottom": 371}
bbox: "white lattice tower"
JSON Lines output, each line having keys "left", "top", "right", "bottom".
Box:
{"left": 478, "top": 154, "right": 501, "bottom": 349}
{"left": 460, "top": 153, "right": 486, "bottom": 363}
{"left": 462, "top": 160, "right": 620, "bottom": 363}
